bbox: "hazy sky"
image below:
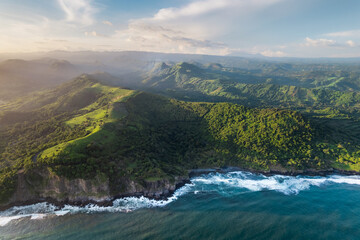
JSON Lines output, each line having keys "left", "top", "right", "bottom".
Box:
{"left": 1, "top": 0, "right": 360, "bottom": 57}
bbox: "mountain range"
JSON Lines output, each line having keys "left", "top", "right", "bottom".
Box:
{"left": 1, "top": 53, "right": 360, "bottom": 209}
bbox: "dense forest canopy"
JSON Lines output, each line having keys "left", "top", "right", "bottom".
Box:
{"left": 1, "top": 56, "right": 360, "bottom": 204}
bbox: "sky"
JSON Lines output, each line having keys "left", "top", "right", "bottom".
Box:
{"left": 1, "top": 0, "right": 360, "bottom": 58}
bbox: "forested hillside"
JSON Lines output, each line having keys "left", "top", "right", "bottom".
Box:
{"left": 140, "top": 62, "right": 360, "bottom": 113}
{"left": 1, "top": 74, "right": 360, "bottom": 204}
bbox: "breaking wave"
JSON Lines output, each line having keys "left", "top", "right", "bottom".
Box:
{"left": 191, "top": 171, "right": 360, "bottom": 195}
{"left": 2, "top": 171, "right": 360, "bottom": 226}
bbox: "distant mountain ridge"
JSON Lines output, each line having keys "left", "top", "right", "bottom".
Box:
{"left": 123, "top": 62, "right": 360, "bottom": 115}
{"left": 0, "top": 58, "right": 80, "bottom": 100}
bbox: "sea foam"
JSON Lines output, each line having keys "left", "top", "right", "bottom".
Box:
{"left": 190, "top": 171, "right": 353, "bottom": 195}
{"left": 1, "top": 171, "right": 360, "bottom": 226}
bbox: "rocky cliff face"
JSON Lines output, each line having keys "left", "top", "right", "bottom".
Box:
{"left": 4, "top": 168, "right": 110, "bottom": 208}
{"left": 2, "top": 165, "right": 357, "bottom": 211}
{"left": 1, "top": 168, "right": 190, "bottom": 210}
{"left": 117, "top": 176, "right": 190, "bottom": 199}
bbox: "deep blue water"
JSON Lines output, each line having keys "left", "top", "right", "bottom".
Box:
{"left": 1, "top": 171, "right": 360, "bottom": 239}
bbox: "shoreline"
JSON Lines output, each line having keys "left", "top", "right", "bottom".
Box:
{"left": 1, "top": 167, "right": 359, "bottom": 212}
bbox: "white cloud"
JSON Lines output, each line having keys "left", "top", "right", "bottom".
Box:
{"left": 260, "top": 50, "right": 287, "bottom": 57}
{"left": 57, "top": 0, "right": 96, "bottom": 25}
{"left": 102, "top": 20, "right": 113, "bottom": 26}
{"left": 302, "top": 37, "right": 358, "bottom": 49}
{"left": 153, "top": 0, "right": 284, "bottom": 21}
{"left": 0, "top": 0, "right": 289, "bottom": 55}
{"left": 85, "top": 30, "right": 109, "bottom": 38}
{"left": 141, "top": 0, "right": 287, "bottom": 39}
{"left": 0, "top": 0, "right": 102, "bottom": 52}
{"left": 85, "top": 31, "right": 97, "bottom": 37}
{"left": 325, "top": 30, "right": 360, "bottom": 38}
{"left": 347, "top": 40, "right": 356, "bottom": 47}
{"left": 153, "top": 0, "right": 229, "bottom": 20}
{"left": 109, "top": 0, "right": 286, "bottom": 55}
{"left": 112, "top": 22, "right": 230, "bottom": 55}
{"left": 303, "top": 37, "right": 337, "bottom": 47}
{"left": 2, "top": 0, "right": 360, "bottom": 57}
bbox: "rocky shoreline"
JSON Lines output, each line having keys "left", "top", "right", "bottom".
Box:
{"left": 0, "top": 175, "right": 191, "bottom": 212}
{"left": 1, "top": 167, "right": 359, "bottom": 212}
{"left": 189, "top": 166, "right": 360, "bottom": 178}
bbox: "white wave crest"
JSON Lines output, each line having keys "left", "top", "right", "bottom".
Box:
{"left": 0, "top": 203, "right": 56, "bottom": 226}
{"left": 1, "top": 171, "right": 360, "bottom": 226}
{"left": 0, "top": 183, "right": 193, "bottom": 226}
{"left": 191, "top": 171, "right": 360, "bottom": 195}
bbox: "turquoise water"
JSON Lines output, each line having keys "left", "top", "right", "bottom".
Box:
{"left": 1, "top": 171, "right": 360, "bottom": 239}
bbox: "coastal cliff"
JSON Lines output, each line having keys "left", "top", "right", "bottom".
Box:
{"left": 2, "top": 74, "right": 360, "bottom": 211}
{"left": 3, "top": 165, "right": 360, "bottom": 211}
{"left": 0, "top": 167, "right": 190, "bottom": 210}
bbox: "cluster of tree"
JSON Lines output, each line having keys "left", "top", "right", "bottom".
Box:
{"left": 1, "top": 75, "right": 360, "bottom": 203}
{"left": 141, "top": 63, "right": 360, "bottom": 117}
{"left": 35, "top": 93, "right": 338, "bottom": 187}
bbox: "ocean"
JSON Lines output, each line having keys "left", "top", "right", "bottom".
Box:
{"left": 1, "top": 171, "right": 360, "bottom": 239}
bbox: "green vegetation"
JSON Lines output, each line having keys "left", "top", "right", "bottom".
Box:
{"left": 37, "top": 92, "right": 319, "bottom": 181}
{"left": 0, "top": 75, "right": 135, "bottom": 203}
{"left": 1, "top": 61, "right": 360, "bottom": 204}
{"left": 142, "top": 63, "right": 360, "bottom": 114}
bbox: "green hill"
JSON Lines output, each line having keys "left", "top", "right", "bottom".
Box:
{"left": 140, "top": 63, "right": 360, "bottom": 116}
{"left": 1, "top": 74, "right": 360, "bottom": 205}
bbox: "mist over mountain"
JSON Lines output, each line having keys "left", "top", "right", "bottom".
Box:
{"left": 2, "top": 51, "right": 360, "bottom": 105}
{"left": 2, "top": 50, "right": 360, "bottom": 74}
{"left": 0, "top": 58, "right": 80, "bottom": 101}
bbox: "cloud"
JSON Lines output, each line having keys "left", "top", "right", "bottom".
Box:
{"left": 303, "top": 37, "right": 337, "bottom": 47}
{"left": 85, "top": 31, "right": 97, "bottom": 37}
{"left": 153, "top": 0, "right": 284, "bottom": 21}
{"left": 302, "top": 37, "right": 358, "bottom": 48}
{"left": 260, "top": 50, "right": 287, "bottom": 57}
{"left": 109, "top": 0, "right": 286, "bottom": 55}
{"left": 325, "top": 30, "right": 360, "bottom": 38}
{"left": 0, "top": 0, "right": 289, "bottom": 55}
{"left": 0, "top": 3, "right": 102, "bottom": 53}
{"left": 153, "top": 0, "right": 229, "bottom": 20}
{"left": 57, "top": 0, "right": 96, "bottom": 25}
{"left": 347, "top": 40, "right": 356, "bottom": 47}
{"left": 51, "top": 39, "right": 69, "bottom": 43}
{"left": 84, "top": 31, "right": 108, "bottom": 37}
{"left": 113, "top": 22, "right": 229, "bottom": 55}
{"left": 102, "top": 20, "right": 113, "bottom": 26}
{"left": 141, "top": 0, "right": 287, "bottom": 39}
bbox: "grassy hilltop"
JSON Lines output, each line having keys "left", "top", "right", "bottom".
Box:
{"left": 1, "top": 74, "right": 360, "bottom": 203}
